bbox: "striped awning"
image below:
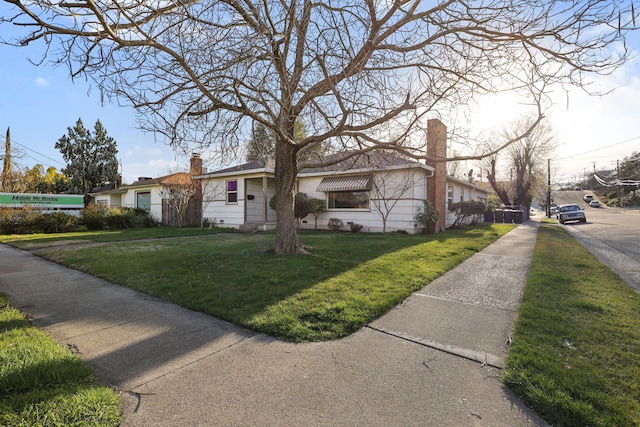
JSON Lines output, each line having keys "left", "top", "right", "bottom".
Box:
{"left": 316, "top": 174, "right": 373, "bottom": 192}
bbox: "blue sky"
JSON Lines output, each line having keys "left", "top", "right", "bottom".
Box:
{"left": 1, "top": 12, "right": 639, "bottom": 185}
{"left": 0, "top": 37, "right": 183, "bottom": 184}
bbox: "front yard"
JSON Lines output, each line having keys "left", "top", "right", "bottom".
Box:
{"left": 2, "top": 224, "right": 514, "bottom": 342}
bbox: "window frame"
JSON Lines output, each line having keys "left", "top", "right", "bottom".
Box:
{"left": 327, "top": 190, "right": 370, "bottom": 210}
{"left": 226, "top": 179, "right": 238, "bottom": 204}
{"left": 136, "top": 191, "right": 151, "bottom": 212}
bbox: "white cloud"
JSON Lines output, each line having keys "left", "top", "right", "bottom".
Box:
{"left": 35, "top": 77, "right": 50, "bottom": 86}
{"left": 121, "top": 158, "right": 182, "bottom": 184}
{"left": 125, "top": 145, "right": 165, "bottom": 157}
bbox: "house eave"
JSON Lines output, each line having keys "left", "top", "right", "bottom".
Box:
{"left": 194, "top": 168, "right": 275, "bottom": 180}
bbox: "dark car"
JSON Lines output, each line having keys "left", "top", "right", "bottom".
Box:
{"left": 558, "top": 204, "right": 587, "bottom": 224}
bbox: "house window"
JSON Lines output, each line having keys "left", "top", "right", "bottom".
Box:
{"left": 447, "top": 185, "right": 453, "bottom": 207}
{"left": 97, "top": 200, "right": 108, "bottom": 207}
{"left": 137, "top": 192, "right": 151, "bottom": 211}
{"left": 327, "top": 191, "right": 369, "bottom": 209}
{"left": 226, "top": 180, "right": 238, "bottom": 204}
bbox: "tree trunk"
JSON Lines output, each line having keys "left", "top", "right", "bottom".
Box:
{"left": 274, "top": 138, "right": 304, "bottom": 254}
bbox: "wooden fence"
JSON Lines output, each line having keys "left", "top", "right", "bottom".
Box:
{"left": 161, "top": 198, "right": 202, "bottom": 227}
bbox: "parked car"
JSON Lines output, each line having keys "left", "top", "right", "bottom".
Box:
{"left": 583, "top": 194, "right": 594, "bottom": 202}
{"left": 589, "top": 200, "right": 601, "bottom": 208}
{"left": 557, "top": 204, "right": 587, "bottom": 224}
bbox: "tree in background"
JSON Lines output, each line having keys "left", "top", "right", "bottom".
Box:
{"left": 5, "top": 1, "right": 635, "bottom": 253}
{"left": 245, "top": 122, "right": 275, "bottom": 163}
{"left": 55, "top": 119, "right": 118, "bottom": 200}
{"left": 43, "top": 166, "right": 70, "bottom": 193}
{"left": 246, "top": 120, "right": 323, "bottom": 163}
{"left": 22, "top": 165, "right": 70, "bottom": 193}
{"left": 479, "top": 114, "right": 557, "bottom": 209}
{"left": 1, "top": 128, "right": 10, "bottom": 191}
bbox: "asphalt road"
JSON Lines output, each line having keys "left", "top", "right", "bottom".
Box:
{"left": 549, "top": 190, "right": 640, "bottom": 291}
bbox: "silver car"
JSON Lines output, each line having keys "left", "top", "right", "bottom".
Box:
{"left": 558, "top": 204, "right": 587, "bottom": 224}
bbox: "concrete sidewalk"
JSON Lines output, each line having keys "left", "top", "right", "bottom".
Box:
{"left": 0, "top": 221, "right": 549, "bottom": 426}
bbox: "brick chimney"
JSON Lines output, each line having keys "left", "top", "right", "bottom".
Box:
{"left": 190, "top": 153, "right": 203, "bottom": 200}
{"left": 190, "top": 153, "right": 203, "bottom": 176}
{"left": 426, "top": 119, "right": 447, "bottom": 232}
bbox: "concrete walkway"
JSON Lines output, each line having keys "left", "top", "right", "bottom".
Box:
{"left": 0, "top": 221, "right": 549, "bottom": 426}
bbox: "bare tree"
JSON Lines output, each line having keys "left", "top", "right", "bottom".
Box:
{"left": 3, "top": 1, "right": 635, "bottom": 253}
{"left": 160, "top": 173, "right": 196, "bottom": 228}
{"left": 480, "top": 114, "right": 557, "bottom": 208}
{"left": 371, "top": 169, "right": 415, "bottom": 233}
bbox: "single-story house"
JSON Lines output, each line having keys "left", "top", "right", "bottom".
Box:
{"left": 195, "top": 119, "right": 490, "bottom": 234}
{"left": 91, "top": 155, "right": 204, "bottom": 226}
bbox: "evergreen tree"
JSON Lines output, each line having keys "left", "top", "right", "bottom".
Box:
{"left": 1, "top": 127, "right": 11, "bottom": 192}
{"left": 55, "top": 118, "right": 119, "bottom": 197}
{"left": 245, "top": 122, "right": 275, "bottom": 163}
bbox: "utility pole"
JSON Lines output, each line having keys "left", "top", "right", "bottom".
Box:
{"left": 547, "top": 159, "right": 551, "bottom": 218}
{"left": 617, "top": 159, "right": 621, "bottom": 207}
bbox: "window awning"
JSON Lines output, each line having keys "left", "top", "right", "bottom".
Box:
{"left": 316, "top": 174, "right": 373, "bottom": 192}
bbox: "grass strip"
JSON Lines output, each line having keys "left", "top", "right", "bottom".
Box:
{"left": 36, "top": 223, "right": 514, "bottom": 342}
{"left": 503, "top": 224, "right": 640, "bottom": 427}
{"left": 0, "top": 293, "right": 121, "bottom": 427}
{"left": 0, "top": 226, "right": 233, "bottom": 250}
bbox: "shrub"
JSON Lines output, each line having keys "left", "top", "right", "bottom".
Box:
{"left": 448, "top": 200, "right": 486, "bottom": 228}
{"left": 269, "top": 192, "right": 312, "bottom": 220}
{"left": 104, "top": 207, "right": 136, "bottom": 229}
{"left": 82, "top": 204, "right": 107, "bottom": 230}
{"left": 0, "top": 207, "right": 43, "bottom": 234}
{"left": 349, "top": 223, "right": 363, "bottom": 233}
{"left": 83, "top": 205, "right": 157, "bottom": 230}
{"left": 414, "top": 200, "right": 439, "bottom": 233}
{"left": 327, "top": 218, "right": 343, "bottom": 231}
{"left": 34, "top": 212, "right": 79, "bottom": 233}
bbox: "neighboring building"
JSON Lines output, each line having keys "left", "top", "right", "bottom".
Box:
{"left": 0, "top": 192, "right": 84, "bottom": 216}
{"left": 91, "top": 155, "right": 204, "bottom": 226}
{"left": 194, "top": 119, "right": 490, "bottom": 233}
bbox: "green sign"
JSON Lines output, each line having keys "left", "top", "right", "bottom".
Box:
{"left": 0, "top": 193, "right": 84, "bottom": 208}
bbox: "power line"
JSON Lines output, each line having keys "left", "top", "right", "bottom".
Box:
{"left": 557, "top": 135, "right": 640, "bottom": 161}
{"left": 0, "top": 136, "right": 65, "bottom": 168}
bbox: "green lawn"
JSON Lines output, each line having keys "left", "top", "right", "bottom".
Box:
{"left": 10, "top": 224, "right": 515, "bottom": 342}
{"left": 504, "top": 224, "right": 640, "bottom": 427}
{"left": 0, "top": 293, "right": 122, "bottom": 427}
{"left": 0, "top": 225, "right": 233, "bottom": 250}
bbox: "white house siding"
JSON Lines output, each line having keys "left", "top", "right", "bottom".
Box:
{"left": 198, "top": 162, "right": 488, "bottom": 233}
{"left": 444, "top": 178, "right": 489, "bottom": 228}
{"left": 107, "top": 194, "right": 122, "bottom": 207}
{"left": 297, "top": 169, "right": 429, "bottom": 234}
{"left": 201, "top": 175, "right": 259, "bottom": 228}
{"left": 94, "top": 194, "right": 115, "bottom": 207}
{"left": 121, "top": 185, "right": 164, "bottom": 221}
{"left": 298, "top": 198, "right": 426, "bottom": 233}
